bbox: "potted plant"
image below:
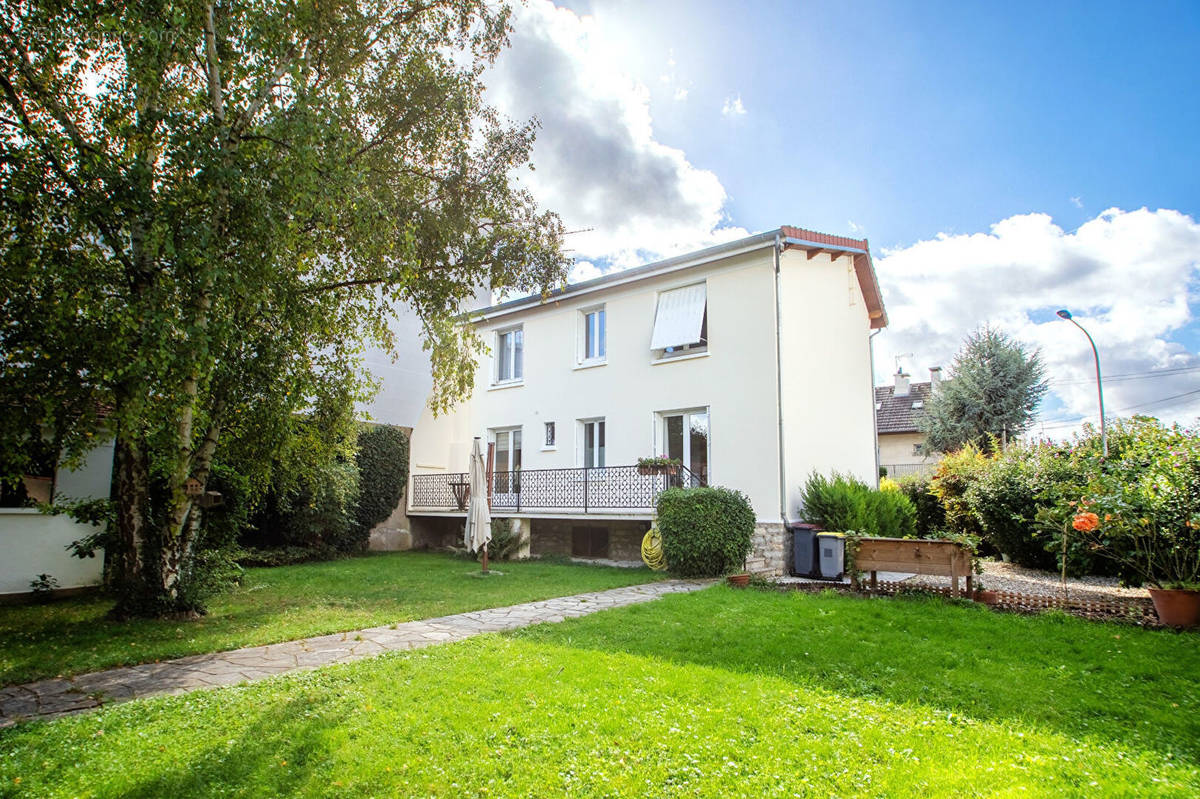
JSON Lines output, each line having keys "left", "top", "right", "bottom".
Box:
{"left": 973, "top": 580, "right": 999, "bottom": 605}
{"left": 637, "top": 456, "right": 681, "bottom": 477}
{"left": 1074, "top": 425, "right": 1200, "bottom": 628}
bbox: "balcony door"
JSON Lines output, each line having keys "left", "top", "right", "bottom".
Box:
{"left": 661, "top": 409, "right": 708, "bottom": 484}
{"left": 492, "top": 427, "right": 521, "bottom": 494}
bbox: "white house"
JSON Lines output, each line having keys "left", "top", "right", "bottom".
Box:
{"left": 875, "top": 367, "right": 945, "bottom": 478}
{"left": 405, "top": 226, "right": 888, "bottom": 575}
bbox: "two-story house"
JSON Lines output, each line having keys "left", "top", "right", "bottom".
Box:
{"left": 405, "top": 226, "right": 887, "bottom": 575}
{"left": 875, "top": 367, "right": 945, "bottom": 478}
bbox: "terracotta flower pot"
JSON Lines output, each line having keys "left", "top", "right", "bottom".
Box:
{"left": 1148, "top": 588, "right": 1200, "bottom": 629}
{"left": 973, "top": 589, "right": 999, "bottom": 605}
{"left": 727, "top": 573, "right": 750, "bottom": 588}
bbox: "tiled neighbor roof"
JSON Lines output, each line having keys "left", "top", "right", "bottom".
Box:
{"left": 875, "top": 381, "right": 934, "bottom": 434}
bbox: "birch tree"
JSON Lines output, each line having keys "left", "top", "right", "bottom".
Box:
{"left": 0, "top": 0, "right": 566, "bottom": 616}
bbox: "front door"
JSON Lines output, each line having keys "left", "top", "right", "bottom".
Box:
{"left": 493, "top": 428, "right": 522, "bottom": 494}
{"left": 662, "top": 409, "right": 709, "bottom": 484}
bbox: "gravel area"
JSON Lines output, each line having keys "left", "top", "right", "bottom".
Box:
{"left": 905, "top": 559, "right": 1150, "bottom": 603}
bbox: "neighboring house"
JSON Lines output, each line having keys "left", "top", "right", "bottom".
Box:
{"left": 405, "top": 226, "right": 887, "bottom": 575}
{"left": 875, "top": 367, "right": 944, "bottom": 478}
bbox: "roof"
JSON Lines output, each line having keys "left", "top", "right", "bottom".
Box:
{"left": 472, "top": 226, "right": 888, "bottom": 328}
{"left": 875, "top": 381, "right": 934, "bottom": 434}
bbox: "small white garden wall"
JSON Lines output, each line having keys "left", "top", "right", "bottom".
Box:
{"left": 0, "top": 509, "right": 104, "bottom": 595}
{"left": 0, "top": 440, "right": 113, "bottom": 597}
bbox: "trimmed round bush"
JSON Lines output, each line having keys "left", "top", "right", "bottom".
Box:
{"left": 656, "top": 486, "right": 754, "bottom": 577}
{"left": 355, "top": 424, "right": 410, "bottom": 537}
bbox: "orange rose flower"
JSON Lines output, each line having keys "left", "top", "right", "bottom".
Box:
{"left": 1072, "top": 512, "right": 1100, "bottom": 532}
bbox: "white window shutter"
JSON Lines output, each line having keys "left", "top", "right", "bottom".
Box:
{"left": 650, "top": 284, "right": 706, "bottom": 350}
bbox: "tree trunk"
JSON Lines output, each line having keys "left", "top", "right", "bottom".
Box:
{"left": 111, "top": 432, "right": 149, "bottom": 617}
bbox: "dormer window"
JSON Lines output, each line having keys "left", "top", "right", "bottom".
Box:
{"left": 911, "top": 400, "right": 924, "bottom": 409}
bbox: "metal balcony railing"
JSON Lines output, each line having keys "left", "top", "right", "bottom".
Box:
{"left": 410, "top": 464, "right": 706, "bottom": 513}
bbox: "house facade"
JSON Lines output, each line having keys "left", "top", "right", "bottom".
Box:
{"left": 875, "top": 367, "right": 944, "bottom": 478}
{"left": 406, "top": 226, "right": 887, "bottom": 575}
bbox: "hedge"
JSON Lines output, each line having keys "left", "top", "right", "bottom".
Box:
{"left": 656, "top": 486, "right": 754, "bottom": 577}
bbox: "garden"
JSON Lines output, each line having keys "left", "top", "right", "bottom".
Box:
{"left": 1, "top": 587, "right": 1196, "bottom": 797}
{"left": 796, "top": 417, "right": 1200, "bottom": 627}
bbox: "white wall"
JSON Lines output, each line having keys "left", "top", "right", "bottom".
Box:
{"left": 778, "top": 249, "right": 878, "bottom": 519}
{"left": 0, "top": 442, "right": 112, "bottom": 596}
{"left": 409, "top": 248, "right": 784, "bottom": 520}
{"left": 878, "top": 432, "right": 935, "bottom": 467}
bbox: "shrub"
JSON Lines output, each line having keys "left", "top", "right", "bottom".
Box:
{"left": 1066, "top": 419, "right": 1200, "bottom": 587}
{"left": 354, "top": 424, "right": 410, "bottom": 536}
{"left": 480, "top": 518, "right": 525, "bottom": 561}
{"left": 252, "top": 459, "right": 361, "bottom": 552}
{"left": 967, "top": 449, "right": 1055, "bottom": 570}
{"left": 897, "top": 473, "right": 946, "bottom": 538}
{"left": 800, "top": 472, "right": 867, "bottom": 532}
{"left": 929, "top": 443, "right": 990, "bottom": 538}
{"left": 656, "top": 486, "right": 754, "bottom": 577}
{"left": 800, "top": 472, "right": 916, "bottom": 538}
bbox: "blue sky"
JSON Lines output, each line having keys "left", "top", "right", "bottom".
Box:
{"left": 484, "top": 0, "right": 1200, "bottom": 433}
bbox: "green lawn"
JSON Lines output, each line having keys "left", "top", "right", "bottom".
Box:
{"left": 0, "top": 552, "right": 663, "bottom": 686}
{"left": 1, "top": 587, "right": 1196, "bottom": 797}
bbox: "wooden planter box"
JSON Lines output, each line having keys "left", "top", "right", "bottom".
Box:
{"left": 852, "top": 537, "right": 974, "bottom": 597}
{"left": 637, "top": 464, "right": 680, "bottom": 477}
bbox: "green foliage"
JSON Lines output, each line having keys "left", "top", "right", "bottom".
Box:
{"left": 29, "top": 574, "right": 59, "bottom": 602}
{"left": 254, "top": 459, "right": 362, "bottom": 553}
{"left": 354, "top": 425, "right": 410, "bottom": 536}
{"left": 481, "top": 518, "right": 525, "bottom": 561}
{"left": 656, "top": 486, "right": 755, "bottom": 577}
{"left": 1057, "top": 418, "right": 1200, "bottom": 588}
{"left": 897, "top": 473, "right": 947, "bottom": 537}
{"left": 800, "top": 472, "right": 917, "bottom": 538}
{"left": 929, "top": 444, "right": 990, "bottom": 538}
{"left": 966, "top": 449, "right": 1056, "bottom": 570}
{"left": 920, "top": 326, "right": 1048, "bottom": 454}
{"left": 0, "top": 2, "right": 567, "bottom": 616}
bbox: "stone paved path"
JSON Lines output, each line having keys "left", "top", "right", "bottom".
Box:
{"left": 0, "top": 579, "right": 710, "bottom": 728}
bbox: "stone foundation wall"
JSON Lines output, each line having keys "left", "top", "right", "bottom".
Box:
{"left": 408, "top": 516, "right": 462, "bottom": 551}
{"left": 745, "top": 523, "right": 788, "bottom": 576}
{"left": 529, "top": 518, "right": 650, "bottom": 561}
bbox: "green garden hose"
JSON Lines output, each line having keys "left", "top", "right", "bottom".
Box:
{"left": 641, "top": 527, "right": 667, "bottom": 571}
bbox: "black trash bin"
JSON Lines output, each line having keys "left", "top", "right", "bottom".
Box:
{"left": 788, "top": 523, "right": 820, "bottom": 578}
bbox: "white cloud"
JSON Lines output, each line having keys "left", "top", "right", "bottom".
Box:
{"left": 673, "top": 87, "right": 689, "bottom": 101}
{"left": 873, "top": 208, "right": 1200, "bottom": 437}
{"left": 484, "top": 1, "right": 745, "bottom": 270}
{"left": 569, "top": 260, "right": 604, "bottom": 283}
{"left": 1070, "top": 196, "right": 1083, "bottom": 208}
{"left": 721, "top": 94, "right": 747, "bottom": 117}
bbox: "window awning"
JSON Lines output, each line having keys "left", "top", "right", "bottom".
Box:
{"left": 650, "top": 283, "right": 706, "bottom": 350}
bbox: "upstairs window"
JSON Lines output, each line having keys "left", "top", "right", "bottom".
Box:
{"left": 544, "top": 421, "right": 556, "bottom": 448}
{"left": 651, "top": 283, "right": 707, "bottom": 359}
{"left": 581, "top": 306, "right": 607, "bottom": 363}
{"left": 496, "top": 326, "right": 524, "bottom": 383}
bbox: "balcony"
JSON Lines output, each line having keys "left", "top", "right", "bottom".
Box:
{"left": 409, "top": 464, "right": 705, "bottom": 515}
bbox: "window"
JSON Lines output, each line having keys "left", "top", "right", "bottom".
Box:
{"left": 580, "top": 306, "right": 606, "bottom": 363}
{"left": 580, "top": 418, "right": 606, "bottom": 468}
{"left": 912, "top": 443, "right": 923, "bottom": 457}
{"left": 659, "top": 408, "right": 709, "bottom": 484}
{"left": 650, "top": 283, "right": 707, "bottom": 359}
{"left": 544, "top": 421, "right": 556, "bottom": 448}
{"left": 495, "top": 326, "right": 523, "bottom": 383}
{"left": 911, "top": 400, "right": 924, "bottom": 409}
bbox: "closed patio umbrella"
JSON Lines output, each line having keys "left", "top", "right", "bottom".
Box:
{"left": 464, "top": 437, "right": 492, "bottom": 572}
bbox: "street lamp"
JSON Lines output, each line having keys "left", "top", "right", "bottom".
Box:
{"left": 1056, "top": 309, "right": 1107, "bottom": 457}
